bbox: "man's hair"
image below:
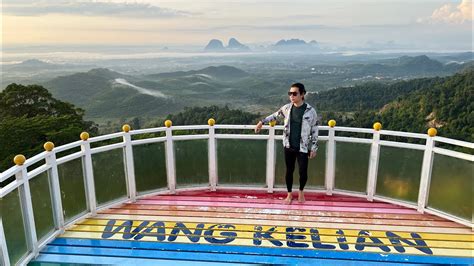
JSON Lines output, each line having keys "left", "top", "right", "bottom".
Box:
{"left": 291, "top": 82, "right": 306, "bottom": 99}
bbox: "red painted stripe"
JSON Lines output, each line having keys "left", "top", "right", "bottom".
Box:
{"left": 147, "top": 195, "right": 400, "bottom": 209}
{"left": 135, "top": 199, "right": 419, "bottom": 214}
{"left": 174, "top": 189, "right": 370, "bottom": 202}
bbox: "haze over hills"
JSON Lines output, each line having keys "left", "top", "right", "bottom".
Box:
{"left": 2, "top": 59, "right": 94, "bottom": 73}
{"left": 429, "top": 52, "right": 473, "bottom": 64}
{"left": 43, "top": 65, "right": 258, "bottom": 119}
{"left": 6, "top": 59, "right": 59, "bottom": 70}
{"left": 35, "top": 53, "right": 472, "bottom": 123}
{"left": 146, "top": 65, "right": 249, "bottom": 80}
{"left": 1, "top": 59, "right": 95, "bottom": 89}
{"left": 0, "top": 49, "right": 470, "bottom": 146}
{"left": 3, "top": 51, "right": 471, "bottom": 90}
{"left": 44, "top": 68, "right": 130, "bottom": 107}
{"left": 325, "top": 55, "right": 467, "bottom": 79}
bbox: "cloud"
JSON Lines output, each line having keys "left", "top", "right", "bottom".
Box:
{"left": 3, "top": 0, "right": 192, "bottom": 18}
{"left": 418, "top": 0, "right": 473, "bottom": 24}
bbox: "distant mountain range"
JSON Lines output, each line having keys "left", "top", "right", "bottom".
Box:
{"left": 274, "top": 39, "right": 319, "bottom": 51}
{"left": 205, "top": 38, "right": 250, "bottom": 52}
{"left": 204, "top": 38, "right": 320, "bottom": 52}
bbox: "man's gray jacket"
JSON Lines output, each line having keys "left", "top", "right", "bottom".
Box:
{"left": 261, "top": 102, "right": 319, "bottom": 153}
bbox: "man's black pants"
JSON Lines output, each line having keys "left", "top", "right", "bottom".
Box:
{"left": 284, "top": 147, "right": 309, "bottom": 192}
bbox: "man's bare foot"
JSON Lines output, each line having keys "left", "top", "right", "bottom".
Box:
{"left": 298, "top": 191, "right": 305, "bottom": 203}
{"left": 284, "top": 194, "right": 292, "bottom": 205}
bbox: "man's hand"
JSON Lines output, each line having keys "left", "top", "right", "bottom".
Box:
{"left": 309, "top": 151, "right": 317, "bottom": 159}
{"left": 255, "top": 121, "right": 263, "bottom": 133}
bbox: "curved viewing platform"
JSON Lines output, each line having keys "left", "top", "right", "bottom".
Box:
{"left": 1, "top": 121, "right": 473, "bottom": 265}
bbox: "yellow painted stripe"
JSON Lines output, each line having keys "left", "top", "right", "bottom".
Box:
{"left": 79, "top": 219, "right": 474, "bottom": 242}
{"left": 91, "top": 214, "right": 474, "bottom": 235}
{"left": 68, "top": 223, "right": 474, "bottom": 249}
{"left": 59, "top": 231, "right": 474, "bottom": 258}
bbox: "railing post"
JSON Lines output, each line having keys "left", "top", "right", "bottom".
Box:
{"left": 80, "top": 132, "right": 97, "bottom": 215}
{"left": 325, "top": 121, "right": 336, "bottom": 195}
{"left": 266, "top": 123, "right": 276, "bottom": 193}
{"left": 44, "top": 142, "right": 65, "bottom": 232}
{"left": 164, "top": 120, "right": 176, "bottom": 193}
{"left": 14, "top": 155, "right": 39, "bottom": 257}
{"left": 418, "top": 128, "right": 436, "bottom": 213}
{"left": 208, "top": 119, "right": 217, "bottom": 191}
{"left": 0, "top": 218, "right": 11, "bottom": 266}
{"left": 367, "top": 124, "right": 381, "bottom": 201}
{"left": 122, "top": 125, "right": 137, "bottom": 202}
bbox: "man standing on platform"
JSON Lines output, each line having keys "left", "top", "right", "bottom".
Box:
{"left": 255, "top": 83, "right": 319, "bottom": 204}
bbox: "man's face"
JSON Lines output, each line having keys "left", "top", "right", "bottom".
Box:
{"left": 288, "top": 86, "right": 303, "bottom": 104}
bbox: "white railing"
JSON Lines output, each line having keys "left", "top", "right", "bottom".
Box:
{"left": 0, "top": 122, "right": 473, "bottom": 266}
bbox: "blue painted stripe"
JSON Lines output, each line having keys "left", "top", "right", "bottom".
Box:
{"left": 45, "top": 238, "right": 473, "bottom": 265}
{"left": 38, "top": 245, "right": 425, "bottom": 266}
{"left": 34, "top": 254, "right": 253, "bottom": 266}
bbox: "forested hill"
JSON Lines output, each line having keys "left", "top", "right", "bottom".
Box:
{"left": 323, "top": 71, "right": 473, "bottom": 142}
{"left": 0, "top": 84, "right": 97, "bottom": 174}
{"left": 367, "top": 71, "right": 473, "bottom": 141}
{"left": 312, "top": 76, "right": 445, "bottom": 112}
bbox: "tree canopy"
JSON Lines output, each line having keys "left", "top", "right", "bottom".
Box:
{"left": 317, "top": 71, "right": 473, "bottom": 142}
{"left": 164, "top": 105, "right": 260, "bottom": 125}
{"left": 0, "top": 84, "right": 97, "bottom": 174}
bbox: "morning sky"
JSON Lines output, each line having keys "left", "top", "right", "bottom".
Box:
{"left": 2, "top": 0, "right": 472, "bottom": 50}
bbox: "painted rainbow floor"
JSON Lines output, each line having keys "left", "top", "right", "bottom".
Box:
{"left": 32, "top": 189, "right": 473, "bottom": 265}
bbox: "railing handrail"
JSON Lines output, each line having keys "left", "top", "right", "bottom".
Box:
{"left": 1, "top": 123, "right": 473, "bottom": 194}
{"left": 434, "top": 136, "right": 474, "bottom": 149}
{"left": 1, "top": 123, "right": 473, "bottom": 266}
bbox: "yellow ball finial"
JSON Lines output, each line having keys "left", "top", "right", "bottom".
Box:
{"left": 208, "top": 118, "right": 216, "bottom": 126}
{"left": 269, "top": 120, "right": 277, "bottom": 127}
{"left": 328, "top": 120, "right": 336, "bottom": 128}
{"left": 122, "top": 124, "right": 131, "bottom": 133}
{"left": 164, "top": 120, "right": 172, "bottom": 128}
{"left": 80, "top": 132, "right": 89, "bottom": 141}
{"left": 373, "top": 122, "right": 382, "bottom": 131}
{"left": 427, "top": 128, "right": 437, "bottom": 137}
{"left": 43, "top": 141, "right": 55, "bottom": 152}
{"left": 14, "top": 154, "right": 26, "bottom": 166}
